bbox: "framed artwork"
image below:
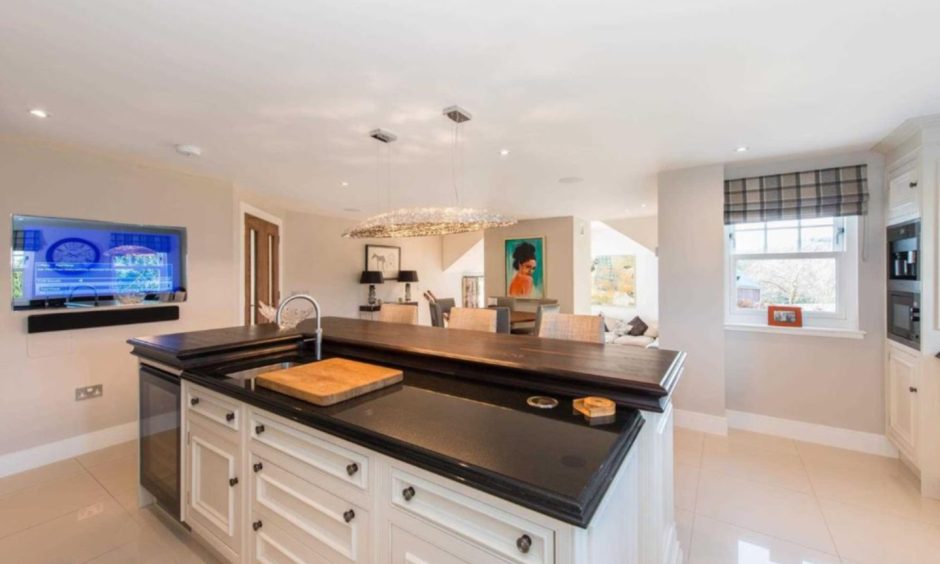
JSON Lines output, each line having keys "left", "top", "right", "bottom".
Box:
{"left": 504, "top": 237, "right": 545, "bottom": 299}
{"left": 767, "top": 305, "right": 803, "bottom": 327}
{"left": 365, "top": 245, "right": 401, "bottom": 280}
{"left": 591, "top": 255, "right": 636, "bottom": 307}
{"left": 462, "top": 275, "right": 485, "bottom": 308}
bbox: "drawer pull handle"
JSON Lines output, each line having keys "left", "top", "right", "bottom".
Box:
{"left": 517, "top": 534, "right": 532, "bottom": 554}
{"left": 225, "top": 411, "right": 235, "bottom": 422}
{"left": 910, "top": 386, "right": 919, "bottom": 393}
{"left": 252, "top": 520, "right": 263, "bottom": 531}
{"left": 343, "top": 509, "right": 355, "bottom": 523}
{"left": 229, "top": 477, "right": 239, "bottom": 487}
{"left": 402, "top": 486, "right": 415, "bottom": 501}
{"left": 346, "top": 462, "right": 359, "bottom": 476}
{"left": 253, "top": 462, "right": 263, "bottom": 473}
{"left": 255, "top": 424, "right": 265, "bottom": 435}
{"left": 190, "top": 397, "right": 200, "bottom": 406}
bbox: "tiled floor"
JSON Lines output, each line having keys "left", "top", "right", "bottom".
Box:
{"left": 0, "top": 440, "right": 219, "bottom": 563}
{"left": 4, "top": 430, "right": 940, "bottom": 563}
{"left": 676, "top": 427, "right": 940, "bottom": 563}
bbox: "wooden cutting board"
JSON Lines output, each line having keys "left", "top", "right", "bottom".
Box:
{"left": 256, "top": 358, "right": 403, "bottom": 406}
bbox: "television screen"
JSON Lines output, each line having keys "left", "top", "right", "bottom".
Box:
{"left": 12, "top": 215, "right": 187, "bottom": 310}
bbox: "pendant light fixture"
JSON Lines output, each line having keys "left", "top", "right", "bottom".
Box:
{"left": 342, "top": 105, "right": 516, "bottom": 238}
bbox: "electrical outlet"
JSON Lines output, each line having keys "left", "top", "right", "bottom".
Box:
{"left": 75, "top": 384, "right": 103, "bottom": 401}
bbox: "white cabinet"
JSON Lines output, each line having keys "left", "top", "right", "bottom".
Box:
{"left": 887, "top": 342, "right": 920, "bottom": 464}
{"left": 181, "top": 381, "right": 664, "bottom": 564}
{"left": 887, "top": 170, "right": 920, "bottom": 226}
{"left": 186, "top": 418, "right": 243, "bottom": 562}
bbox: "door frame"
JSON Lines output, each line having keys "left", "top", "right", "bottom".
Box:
{"left": 238, "top": 202, "right": 284, "bottom": 325}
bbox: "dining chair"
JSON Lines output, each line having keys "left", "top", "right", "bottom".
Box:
{"left": 495, "top": 296, "right": 517, "bottom": 310}
{"left": 447, "top": 307, "right": 498, "bottom": 333}
{"left": 428, "top": 298, "right": 456, "bottom": 328}
{"left": 533, "top": 303, "right": 561, "bottom": 336}
{"left": 378, "top": 303, "right": 419, "bottom": 325}
{"left": 493, "top": 307, "right": 511, "bottom": 334}
{"left": 537, "top": 312, "right": 605, "bottom": 343}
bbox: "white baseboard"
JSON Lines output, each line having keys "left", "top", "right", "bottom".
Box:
{"left": 674, "top": 409, "right": 728, "bottom": 435}
{"left": 725, "top": 410, "right": 898, "bottom": 458}
{"left": 0, "top": 421, "right": 137, "bottom": 478}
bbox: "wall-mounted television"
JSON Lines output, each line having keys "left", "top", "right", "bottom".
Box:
{"left": 11, "top": 215, "right": 187, "bottom": 311}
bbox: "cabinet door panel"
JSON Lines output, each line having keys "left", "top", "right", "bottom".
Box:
{"left": 888, "top": 171, "right": 919, "bottom": 224}
{"left": 188, "top": 419, "right": 241, "bottom": 553}
{"left": 887, "top": 348, "right": 918, "bottom": 460}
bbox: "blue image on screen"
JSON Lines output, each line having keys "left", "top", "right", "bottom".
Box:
{"left": 12, "top": 215, "right": 186, "bottom": 309}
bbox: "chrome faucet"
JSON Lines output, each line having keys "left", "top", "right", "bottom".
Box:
{"left": 67, "top": 284, "right": 99, "bottom": 306}
{"left": 275, "top": 294, "right": 322, "bottom": 360}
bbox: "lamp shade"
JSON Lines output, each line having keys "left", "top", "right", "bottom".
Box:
{"left": 359, "top": 270, "right": 384, "bottom": 284}
{"left": 397, "top": 270, "right": 419, "bottom": 283}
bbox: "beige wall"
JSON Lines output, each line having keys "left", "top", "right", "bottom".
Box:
{"left": 283, "top": 212, "right": 462, "bottom": 326}
{"left": 483, "top": 217, "right": 591, "bottom": 314}
{"left": 723, "top": 151, "right": 887, "bottom": 433}
{"left": 604, "top": 215, "right": 658, "bottom": 252}
{"left": 658, "top": 165, "right": 727, "bottom": 417}
{"left": 0, "top": 137, "right": 239, "bottom": 457}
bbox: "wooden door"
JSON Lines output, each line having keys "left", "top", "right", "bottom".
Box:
{"left": 244, "top": 214, "right": 280, "bottom": 325}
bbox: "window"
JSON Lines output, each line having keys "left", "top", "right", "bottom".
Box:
{"left": 725, "top": 216, "right": 859, "bottom": 329}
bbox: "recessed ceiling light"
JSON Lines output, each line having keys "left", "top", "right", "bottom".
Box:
{"left": 558, "top": 176, "right": 584, "bottom": 184}
{"left": 341, "top": 181, "right": 349, "bottom": 187}
{"left": 641, "top": 203, "right": 647, "bottom": 208}
{"left": 499, "top": 149, "right": 510, "bottom": 157}
{"left": 174, "top": 144, "right": 202, "bottom": 157}
{"left": 735, "top": 146, "right": 748, "bottom": 153}
{"left": 29, "top": 108, "right": 49, "bottom": 118}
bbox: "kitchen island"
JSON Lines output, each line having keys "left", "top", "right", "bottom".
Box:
{"left": 130, "top": 317, "right": 684, "bottom": 564}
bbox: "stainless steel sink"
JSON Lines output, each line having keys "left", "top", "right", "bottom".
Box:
{"left": 225, "top": 361, "right": 299, "bottom": 382}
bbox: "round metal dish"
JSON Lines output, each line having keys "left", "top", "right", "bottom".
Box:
{"left": 526, "top": 395, "right": 559, "bottom": 409}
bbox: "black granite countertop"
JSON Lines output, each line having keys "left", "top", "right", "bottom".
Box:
{"left": 184, "top": 353, "right": 643, "bottom": 528}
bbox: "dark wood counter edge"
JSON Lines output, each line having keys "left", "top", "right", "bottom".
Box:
{"left": 180, "top": 369, "right": 644, "bottom": 528}
{"left": 312, "top": 318, "right": 681, "bottom": 398}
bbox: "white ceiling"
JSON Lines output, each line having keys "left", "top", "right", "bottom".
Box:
{"left": 2, "top": 0, "right": 939, "bottom": 221}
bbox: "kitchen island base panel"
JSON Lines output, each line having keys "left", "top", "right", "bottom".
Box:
{"left": 180, "top": 381, "right": 679, "bottom": 563}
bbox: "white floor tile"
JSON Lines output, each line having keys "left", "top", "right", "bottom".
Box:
{"left": 689, "top": 514, "right": 839, "bottom": 563}
{"left": 820, "top": 498, "right": 940, "bottom": 564}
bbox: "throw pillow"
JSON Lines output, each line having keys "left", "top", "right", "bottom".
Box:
{"left": 627, "top": 316, "right": 648, "bottom": 336}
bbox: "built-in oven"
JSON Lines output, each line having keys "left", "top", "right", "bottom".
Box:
{"left": 886, "top": 220, "right": 921, "bottom": 350}
{"left": 887, "top": 291, "right": 920, "bottom": 349}
{"left": 139, "top": 362, "right": 181, "bottom": 520}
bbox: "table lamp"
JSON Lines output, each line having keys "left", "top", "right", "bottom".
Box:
{"left": 398, "top": 270, "right": 419, "bottom": 302}
{"left": 359, "top": 270, "right": 384, "bottom": 305}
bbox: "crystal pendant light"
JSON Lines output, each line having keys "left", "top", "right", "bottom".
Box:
{"left": 342, "top": 105, "right": 516, "bottom": 238}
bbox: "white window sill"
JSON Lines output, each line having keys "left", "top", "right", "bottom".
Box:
{"left": 724, "top": 323, "right": 866, "bottom": 340}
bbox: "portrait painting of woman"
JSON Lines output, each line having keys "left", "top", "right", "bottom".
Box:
{"left": 505, "top": 237, "right": 545, "bottom": 299}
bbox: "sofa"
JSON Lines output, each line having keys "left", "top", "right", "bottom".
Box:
{"left": 602, "top": 315, "right": 659, "bottom": 349}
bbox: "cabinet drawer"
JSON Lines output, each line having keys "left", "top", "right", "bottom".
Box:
{"left": 186, "top": 385, "right": 240, "bottom": 432}
{"left": 250, "top": 517, "right": 327, "bottom": 564}
{"left": 251, "top": 454, "right": 369, "bottom": 563}
{"left": 249, "top": 411, "right": 369, "bottom": 491}
{"left": 391, "top": 522, "right": 507, "bottom": 564}
{"left": 390, "top": 469, "right": 553, "bottom": 564}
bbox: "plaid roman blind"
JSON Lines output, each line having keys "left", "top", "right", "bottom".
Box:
{"left": 724, "top": 164, "right": 868, "bottom": 225}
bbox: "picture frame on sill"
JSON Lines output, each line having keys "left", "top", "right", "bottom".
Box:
{"left": 365, "top": 245, "right": 401, "bottom": 281}
{"left": 767, "top": 305, "right": 803, "bottom": 327}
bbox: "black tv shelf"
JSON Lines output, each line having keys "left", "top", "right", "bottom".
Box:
{"left": 27, "top": 306, "right": 179, "bottom": 334}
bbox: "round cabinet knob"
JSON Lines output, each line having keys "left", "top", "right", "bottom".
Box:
{"left": 252, "top": 520, "right": 263, "bottom": 531}
{"left": 190, "top": 397, "right": 200, "bottom": 406}
{"left": 346, "top": 463, "right": 359, "bottom": 476}
{"left": 402, "top": 486, "right": 416, "bottom": 502}
{"left": 255, "top": 424, "right": 265, "bottom": 435}
{"left": 225, "top": 412, "right": 235, "bottom": 422}
{"left": 910, "top": 386, "right": 919, "bottom": 393}
{"left": 229, "top": 477, "right": 239, "bottom": 487}
{"left": 343, "top": 509, "right": 356, "bottom": 523}
{"left": 253, "top": 462, "right": 263, "bottom": 473}
{"left": 516, "top": 534, "right": 532, "bottom": 554}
